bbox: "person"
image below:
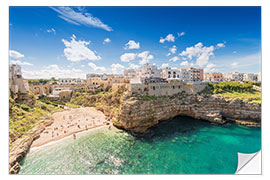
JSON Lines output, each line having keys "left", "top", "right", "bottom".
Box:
{"left": 73, "top": 134, "right": 76, "bottom": 140}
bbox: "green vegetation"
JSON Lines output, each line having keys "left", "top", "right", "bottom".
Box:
{"left": 28, "top": 79, "right": 51, "bottom": 85}
{"left": 139, "top": 96, "right": 158, "bottom": 101}
{"left": 199, "top": 81, "right": 261, "bottom": 103}
{"left": 218, "top": 91, "right": 261, "bottom": 103}
{"left": 9, "top": 96, "right": 63, "bottom": 146}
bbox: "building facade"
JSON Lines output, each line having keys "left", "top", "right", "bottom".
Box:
{"left": 9, "top": 64, "right": 28, "bottom": 94}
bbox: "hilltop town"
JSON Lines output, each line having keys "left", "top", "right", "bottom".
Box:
{"left": 10, "top": 63, "right": 261, "bottom": 102}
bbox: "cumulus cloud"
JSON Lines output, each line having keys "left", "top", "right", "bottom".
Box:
{"left": 47, "top": 28, "right": 56, "bottom": 35}
{"left": 231, "top": 62, "right": 239, "bottom": 68}
{"left": 169, "top": 45, "right": 177, "bottom": 54}
{"left": 22, "top": 64, "right": 84, "bottom": 79}
{"left": 159, "top": 34, "right": 175, "bottom": 43}
{"left": 128, "top": 63, "right": 140, "bottom": 69}
{"left": 180, "top": 61, "right": 189, "bottom": 66}
{"left": 120, "top": 53, "right": 137, "bottom": 62}
{"left": 179, "top": 42, "right": 215, "bottom": 67}
{"left": 9, "top": 50, "right": 24, "bottom": 59}
{"left": 166, "top": 53, "right": 171, "bottom": 56}
{"left": 138, "top": 51, "right": 154, "bottom": 65}
{"left": 161, "top": 63, "right": 169, "bottom": 69}
{"left": 216, "top": 43, "right": 225, "bottom": 48}
{"left": 88, "top": 62, "right": 106, "bottom": 72}
{"left": 124, "top": 40, "right": 140, "bottom": 50}
{"left": 50, "top": 7, "right": 113, "bottom": 31}
{"left": 111, "top": 63, "right": 125, "bottom": 74}
{"left": 103, "top": 38, "right": 111, "bottom": 44}
{"left": 62, "top": 34, "right": 101, "bottom": 62}
{"left": 10, "top": 60, "right": 33, "bottom": 66}
{"left": 205, "top": 63, "right": 217, "bottom": 72}
{"left": 169, "top": 56, "right": 180, "bottom": 62}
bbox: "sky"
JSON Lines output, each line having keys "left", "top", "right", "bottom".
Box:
{"left": 9, "top": 6, "right": 261, "bottom": 79}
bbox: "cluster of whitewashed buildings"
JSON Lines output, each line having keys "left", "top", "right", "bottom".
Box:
{"left": 204, "top": 72, "right": 261, "bottom": 82}
{"left": 9, "top": 63, "right": 262, "bottom": 99}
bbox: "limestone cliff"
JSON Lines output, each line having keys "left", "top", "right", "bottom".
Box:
{"left": 114, "top": 92, "right": 261, "bottom": 133}
{"left": 9, "top": 117, "right": 53, "bottom": 174}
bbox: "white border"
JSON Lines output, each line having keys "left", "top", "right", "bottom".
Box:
{"left": 1, "top": 0, "right": 270, "bottom": 180}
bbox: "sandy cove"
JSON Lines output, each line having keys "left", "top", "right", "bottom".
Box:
{"left": 31, "top": 107, "right": 108, "bottom": 148}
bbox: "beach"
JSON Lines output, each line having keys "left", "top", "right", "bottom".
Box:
{"left": 30, "top": 107, "right": 108, "bottom": 148}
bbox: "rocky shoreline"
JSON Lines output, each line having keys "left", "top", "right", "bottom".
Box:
{"left": 9, "top": 116, "right": 53, "bottom": 174}
{"left": 114, "top": 92, "right": 261, "bottom": 133}
{"left": 9, "top": 91, "right": 261, "bottom": 174}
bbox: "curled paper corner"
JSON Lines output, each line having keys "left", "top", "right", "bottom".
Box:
{"left": 235, "top": 150, "right": 261, "bottom": 174}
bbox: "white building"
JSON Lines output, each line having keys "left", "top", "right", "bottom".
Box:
{"left": 257, "top": 73, "right": 261, "bottom": 82}
{"left": 223, "top": 72, "right": 244, "bottom": 81}
{"left": 9, "top": 64, "right": 28, "bottom": 94}
{"left": 136, "top": 63, "right": 161, "bottom": 79}
{"left": 243, "top": 73, "right": 258, "bottom": 81}
{"left": 58, "top": 78, "right": 85, "bottom": 85}
{"left": 123, "top": 69, "right": 137, "bottom": 78}
{"left": 162, "top": 68, "right": 182, "bottom": 80}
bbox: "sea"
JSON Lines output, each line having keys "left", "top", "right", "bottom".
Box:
{"left": 19, "top": 116, "right": 261, "bottom": 174}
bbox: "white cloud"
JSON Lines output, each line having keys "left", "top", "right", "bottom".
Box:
{"left": 179, "top": 42, "right": 215, "bottom": 67}
{"left": 88, "top": 62, "right": 106, "bottom": 72}
{"left": 233, "top": 51, "right": 237, "bottom": 54}
{"left": 177, "top": 32, "right": 185, "bottom": 37}
{"left": 138, "top": 51, "right": 154, "bottom": 65}
{"left": 9, "top": 50, "right": 24, "bottom": 59}
{"left": 231, "top": 62, "right": 239, "bottom": 68}
{"left": 81, "top": 65, "right": 85, "bottom": 67}
{"left": 205, "top": 63, "right": 217, "bottom": 72}
{"left": 159, "top": 34, "right": 175, "bottom": 43}
{"left": 124, "top": 40, "right": 140, "bottom": 50}
{"left": 161, "top": 63, "right": 169, "bottom": 69}
{"left": 22, "top": 64, "right": 85, "bottom": 79}
{"left": 180, "top": 61, "right": 189, "bottom": 66}
{"left": 169, "top": 45, "right": 177, "bottom": 54}
{"left": 120, "top": 53, "right": 137, "bottom": 62}
{"left": 128, "top": 63, "right": 140, "bottom": 69}
{"left": 216, "top": 43, "right": 225, "bottom": 48}
{"left": 169, "top": 56, "right": 180, "bottom": 62}
{"left": 111, "top": 63, "right": 125, "bottom": 74}
{"left": 103, "top": 38, "right": 111, "bottom": 43}
{"left": 47, "top": 28, "right": 56, "bottom": 35}
{"left": 62, "top": 34, "right": 101, "bottom": 62}
{"left": 50, "top": 7, "right": 113, "bottom": 31}
{"left": 10, "top": 60, "right": 33, "bottom": 66}
{"left": 166, "top": 53, "right": 171, "bottom": 56}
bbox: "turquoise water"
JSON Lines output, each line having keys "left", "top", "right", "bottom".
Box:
{"left": 19, "top": 116, "right": 261, "bottom": 174}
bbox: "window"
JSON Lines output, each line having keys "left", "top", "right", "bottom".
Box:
{"left": 153, "top": 86, "right": 155, "bottom": 90}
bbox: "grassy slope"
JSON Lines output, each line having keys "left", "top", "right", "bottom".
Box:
{"left": 200, "top": 81, "right": 261, "bottom": 103}
{"left": 9, "top": 96, "right": 63, "bottom": 145}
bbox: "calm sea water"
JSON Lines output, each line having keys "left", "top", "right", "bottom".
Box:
{"left": 19, "top": 116, "right": 261, "bottom": 174}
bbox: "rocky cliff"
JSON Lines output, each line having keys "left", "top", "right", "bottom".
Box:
{"left": 9, "top": 117, "right": 53, "bottom": 174}
{"left": 114, "top": 92, "right": 261, "bottom": 133}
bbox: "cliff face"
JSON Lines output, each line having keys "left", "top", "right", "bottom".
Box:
{"left": 9, "top": 117, "right": 53, "bottom": 174}
{"left": 115, "top": 93, "right": 261, "bottom": 133}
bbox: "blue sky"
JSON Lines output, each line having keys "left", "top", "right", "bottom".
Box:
{"left": 9, "top": 6, "right": 261, "bottom": 79}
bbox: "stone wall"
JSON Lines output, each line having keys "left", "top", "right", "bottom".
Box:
{"left": 128, "top": 81, "right": 208, "bottom": 97}
{"left": 114, "top": 93, "right": 261, "bottom": 133}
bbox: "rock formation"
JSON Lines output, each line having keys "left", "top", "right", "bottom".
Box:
{"left": 9, "top": 117, "right": 53, "bottom": 174}
{"left": 114, "top": 92, "right": 261, "bottom": 133}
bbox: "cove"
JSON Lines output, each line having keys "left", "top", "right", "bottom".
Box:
{"left": 19, "top": 116, "right": 261, "bottom": 174}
